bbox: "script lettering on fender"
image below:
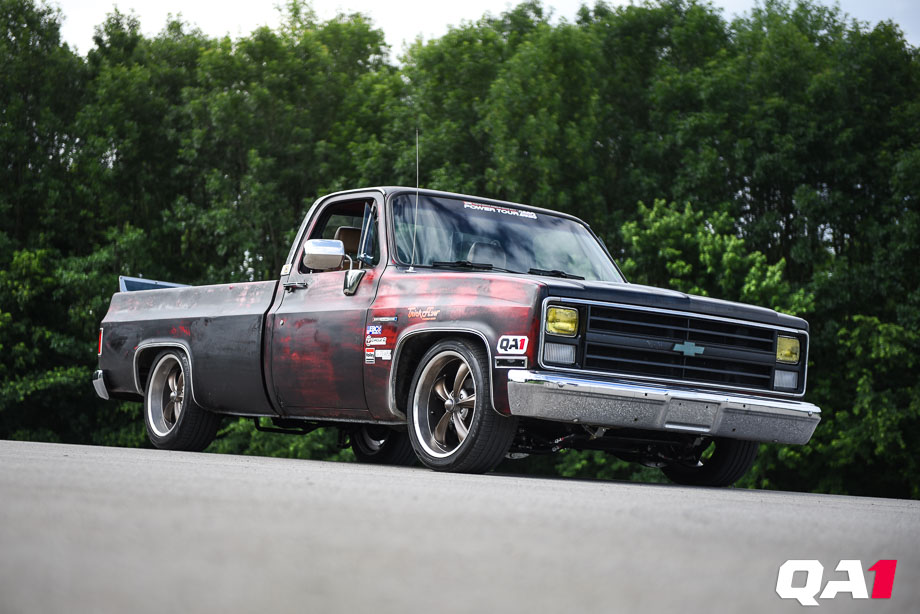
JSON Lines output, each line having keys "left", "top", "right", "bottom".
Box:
{"left": 408, "top": 306, "right": 441, "bottom": 321}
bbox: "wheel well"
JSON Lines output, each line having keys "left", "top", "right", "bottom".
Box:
{"left": 135, "top": 345, "right": 188, "bottom": 394}
{"left": 393, "top": 331, "right": 489, "bottom": 414}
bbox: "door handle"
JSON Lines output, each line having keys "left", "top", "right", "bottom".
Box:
{"left": 283, "top": 281, "right": 309, "bottom": 292}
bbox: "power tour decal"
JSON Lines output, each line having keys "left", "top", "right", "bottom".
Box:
{"left": 463, "top": 201, "right": 537, "bottom": 220}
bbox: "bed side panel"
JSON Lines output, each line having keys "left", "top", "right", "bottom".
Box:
{"left": 99, "top": 281, "right": 278, "bottom": 415}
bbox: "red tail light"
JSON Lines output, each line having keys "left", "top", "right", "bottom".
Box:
{"left": 98, "top": 328, "right": 104, "bottom": 355}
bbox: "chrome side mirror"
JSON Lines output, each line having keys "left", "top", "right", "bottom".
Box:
{"left": 302, "top": 239, "right": 345, "bottom": 271}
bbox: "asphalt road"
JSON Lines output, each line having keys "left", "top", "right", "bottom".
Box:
{"left": 0, "top": 440, "right": 917, "bottom": 614}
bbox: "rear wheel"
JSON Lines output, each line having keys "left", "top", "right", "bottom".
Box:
{"left": 351, "top": 425, "right": 416, "bottom": 466}
{"left": 407, "top": 338, "right": 517, "bottom": 473}
{"left": 661, "top": 438, "right": 759, "bottom": 487}
{"left": 144, "top": 350, "right": 220, "bottom": 451}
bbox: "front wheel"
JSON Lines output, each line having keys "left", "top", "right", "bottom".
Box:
{"left": 407, "top": 338, "right": 517, "bottom": 473}
{"left": 144, "top": 350, "right": 220, "bottom": 451}
{"left": 661, "top": 438, "right": 759, "bottom": 487}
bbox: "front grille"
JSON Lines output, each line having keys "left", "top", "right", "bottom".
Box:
{"left": 583, "top": 304, "right": 777, "bottom": 391}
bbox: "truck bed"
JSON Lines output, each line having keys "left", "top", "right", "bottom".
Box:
{"left": 98, "top": 280, "right": 279, "bottom": 416}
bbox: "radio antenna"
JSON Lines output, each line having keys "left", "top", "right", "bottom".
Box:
{"left": 408, "top": 128, "right": 420, "bottom": 273}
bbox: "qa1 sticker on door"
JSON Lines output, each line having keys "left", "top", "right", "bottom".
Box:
{"left": 497, "top": 335, "right": 528, "bottom": 355}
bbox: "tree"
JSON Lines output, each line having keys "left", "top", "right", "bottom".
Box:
{"left": 0, "top": 0, "right": 85, "bottom": 252}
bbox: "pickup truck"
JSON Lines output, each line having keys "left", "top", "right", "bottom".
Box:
{"left": 93, "top": 187, "right": 820, "bottom": 485}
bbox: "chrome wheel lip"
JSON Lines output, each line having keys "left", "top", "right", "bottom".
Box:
{"left": 412, "top": 350, "right": 476, "bottom": 459}
{"left": 147, "top": 354, "right": 184, "bottom": 437}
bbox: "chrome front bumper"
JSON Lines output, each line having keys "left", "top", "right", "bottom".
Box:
{"left": 506, "top": 370, "right": 820, "bottom": 444}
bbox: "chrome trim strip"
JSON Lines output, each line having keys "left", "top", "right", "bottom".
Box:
{"left": 664, "top": 423, "right": 710, "bottom": 433}
{"left": 551, "top": 296, "right": 810, "bottom": 335}
{"left": 538, "top": 296, "right": 811, "bottom": 398}
{"left": 387, "top": 327, "right": 497, "bottom": 420}
{"left": 507, "top": 370, "right": 821, "bottom": 445}
{"left": 132, "top": 340, "right": 202, "bottom": 407}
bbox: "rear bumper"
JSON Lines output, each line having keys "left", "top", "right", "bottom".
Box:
{"left": 506, "top": 370, "right": 820, "bottom": 444}
{"left": 92, "top": 370, "right": 109, "bottom": 401}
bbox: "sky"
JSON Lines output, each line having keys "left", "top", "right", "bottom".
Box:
{"left": 52, "top": 0, "right": 919, "bottom": 56}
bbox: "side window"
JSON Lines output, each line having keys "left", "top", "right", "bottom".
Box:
{"left": 319, "top": 214, "right": 363, "bottom": 240}
{"left": 300, "top": 199, "right": 379, "bottom": 273}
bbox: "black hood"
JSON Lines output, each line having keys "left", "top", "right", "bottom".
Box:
{"left": 541, "top": 279, "right": 808, "bottom": 331}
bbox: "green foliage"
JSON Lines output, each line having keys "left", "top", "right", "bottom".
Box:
{"left": 0, "top": 227, "right": 151, "bottom": 444}
{"left": 621, "top": 200, "right": 813, "bottom": 315}
{"left": 507, "top": 449, "right": 670, "bottom": 484}
{"left": 0, "top": 0, "right": 86, "bottom": 254}
{"left": 209, "top": 420, "right": 355, "bottom": 463}
{"left": 1, "top": 0, "right": 918, "bottom": 498}
{"left": 784, "top": 316, "right": 920, "bottom": 498}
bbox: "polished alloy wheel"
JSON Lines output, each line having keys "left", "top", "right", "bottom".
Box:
{"left": 413, "top": 350, "right": 477, "bottom": 458}
{"left": 147, "top": 354, "right": 185, "bottom": 437}
{"left": 407, "top": 338, "right": 518, "bottom": 473}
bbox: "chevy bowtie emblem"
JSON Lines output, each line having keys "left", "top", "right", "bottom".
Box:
{"left": 673, "top": 341, "right": 705, "bottom": 357}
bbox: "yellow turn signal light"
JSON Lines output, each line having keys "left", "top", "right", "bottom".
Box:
{"left": 776, "top": 336, "right": 801, "bottom": 364}
{"left": 546, "top": 306, "right": 579, "bottom": 337}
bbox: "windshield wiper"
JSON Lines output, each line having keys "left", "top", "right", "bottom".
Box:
{"left": 430, "top": 260, "right": 522, "bottom": 274}
{"left": 431, "top": 260, "right": 494, "bottom": 270}
{"left": 528, "top": 267, "right": 585, "bottom": 280}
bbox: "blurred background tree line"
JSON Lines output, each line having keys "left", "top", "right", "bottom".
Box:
{"left": 1, "top": 0, "right": 917, "bottom": 498}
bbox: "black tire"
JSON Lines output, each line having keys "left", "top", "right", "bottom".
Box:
{"left": 351, "top": 425, "right": 417, "bottom": 466}
{"left": 661, "top": 438, "right": 759, "bottom": 487}
{"left": 144, "top": 350, "right": 220, "bottom": 451}
{"left": 406, "top": 338, "right": 518, "bottom": 473}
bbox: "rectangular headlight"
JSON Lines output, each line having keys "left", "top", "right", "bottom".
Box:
{"left": 544, "top": 342, "right": 576, "bottom": 365}
{"left": 546, "top": 306, "right": 578, "bottom": 337}
{"left": 776, "top": 336, "right": 801, "bottom": 364}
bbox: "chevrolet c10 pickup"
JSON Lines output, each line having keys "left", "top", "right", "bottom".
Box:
{"left": 93, "top": 187, "right": 820, "bottom": 485}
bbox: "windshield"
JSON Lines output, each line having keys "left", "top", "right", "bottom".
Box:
{"left": 391, "top": 194, "right": 624, "bottom": 282}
